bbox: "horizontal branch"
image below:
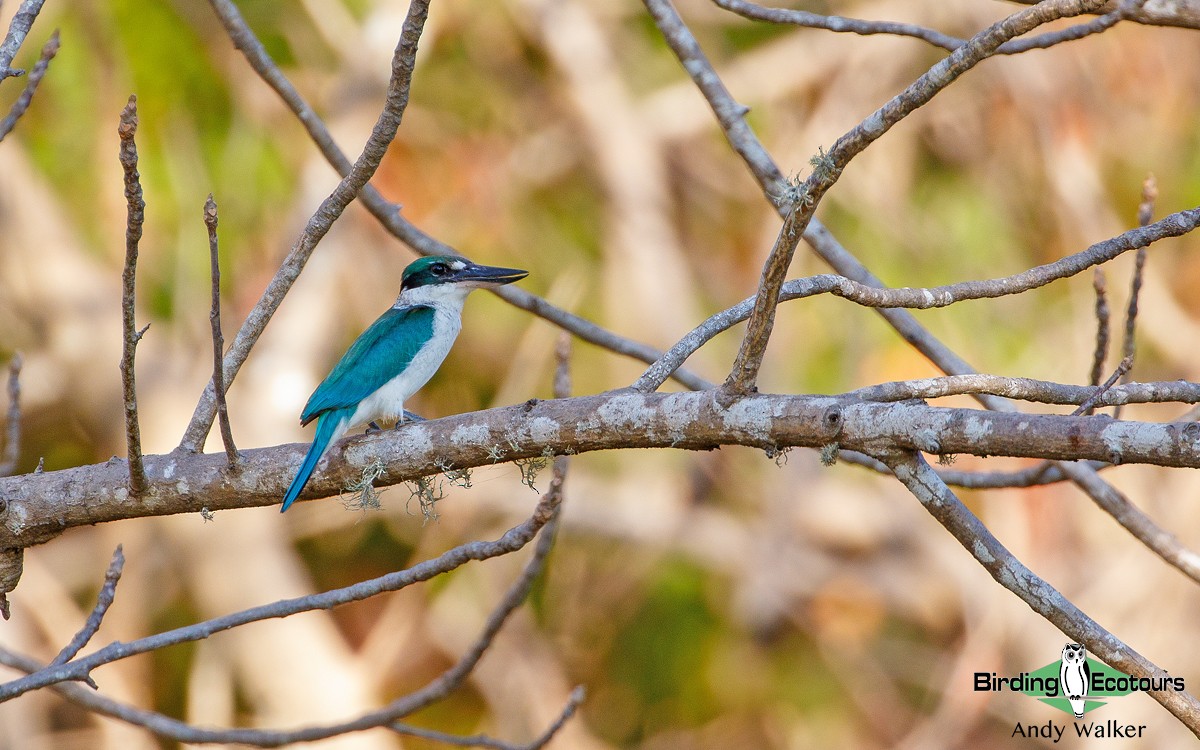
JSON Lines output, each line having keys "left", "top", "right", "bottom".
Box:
{"left": 1010, "top": 0, "right": 1200, "bottom": 29}
{"left": 846, "top": 373, "right": 1200, "bottom": 407}
{"left": 3, "top": 390, "right": 1200, "bottom": 550}
{"left": 635, "top": 204, "right": 1199, "bottom": 391}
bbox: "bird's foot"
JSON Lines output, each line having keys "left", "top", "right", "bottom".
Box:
{"left": 366, "top": 421, "right": 383, "bottom": 434}
{"left": 399, "top": 410, "right": 426, "bottom": 425}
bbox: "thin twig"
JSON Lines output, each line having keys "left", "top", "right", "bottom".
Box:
{"left": 390, "top": 685, "right": 585, "bottom": 750}
{"left": 839, "top": 451, "right": 1110, "bottom": 490}
{"left": 878, "top": 450, "right": 1200, "bottom": 734}
{"left": 1089, "top": 268, "right": 1110, "bottom": 392}
{"left": 390, "top": 459, "right": 568, "bottom": 741}
{"left": 1114, "top": 174, "right": 1157, "bottom": 419}
{"left": 118, "top": 95, "right": 148, "bottom": 495}
{"left": 205, "top": 195, "right": 239, "bottom": 465}
{"left": 49, "top": 546, "right": 124, "bottom": 682}
{"left": 0, "top": 0, "right": 44, "bottom": 79}
{"left": 1071, "top": 356, "right": 1133, "bottom": 416}
{"left": 554, "top": 332, "right": 572, "bottom": 400}
{"left": 0, "top": 353, "right": 22, "bottom": 477}
{"left": 0, "top": 27, "right": 57, "bottom": 141}
{"left": 203, "top": 0, "right": 710, "bottom": 393}
{"left": 712, "top": 0, "right": 1147, "bottom": 53}
{"left": 178, "top": 0, "right": 434, "bottom": 452}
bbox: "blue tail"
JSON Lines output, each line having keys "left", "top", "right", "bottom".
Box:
{"left": 281, "top": 410, "right": 349, "bottom": 512}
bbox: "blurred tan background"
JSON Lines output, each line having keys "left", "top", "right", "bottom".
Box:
{"left": 2, "top": 0, "right": 1200, "bottom": 747}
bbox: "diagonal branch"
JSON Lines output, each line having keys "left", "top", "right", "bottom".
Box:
{"left": 0, "top": 0, "right": 44, "bottom": 79}
{"left": 633, "top": 202, "right": 1200, "bottom": 392}
{"left": 178, "top": 0, "right": 434, "bottom": 453}
{"left": 0, "top": 465, "right": 568, "bottom": 746}
{"left": 718, "top": 0, "right": 1107, "bottom": 398}
{"left": 877, "top": 449, "right": 1200, "bottom": 733}
{"left": 0, "top": 27, "right": 57, "bottom": 141}
{"left": 49, "top": 546, "right": 124, "bottom": 674}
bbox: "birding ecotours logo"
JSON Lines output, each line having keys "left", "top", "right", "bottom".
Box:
{"left": 974, "top": 642, "right": 1187, "bottom": 741}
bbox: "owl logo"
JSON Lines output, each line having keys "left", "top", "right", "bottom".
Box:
{"left": 1060, "top": 642, "right": 1091, "bottom": 719}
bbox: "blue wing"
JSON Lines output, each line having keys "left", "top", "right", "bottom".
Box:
{"left": 300, "top": 304, "right": 436, "bottom": 425}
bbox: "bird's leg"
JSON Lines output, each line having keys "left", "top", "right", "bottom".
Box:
{"left": 398, "top": 410, "right": 426, "bottom": 427}
{"left": 366, "top": 421, "right": 383, "bottom": 433}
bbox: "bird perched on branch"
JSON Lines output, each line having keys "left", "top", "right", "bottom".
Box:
{"left": 281, "top": 255, "right": 528, "bottom": 512}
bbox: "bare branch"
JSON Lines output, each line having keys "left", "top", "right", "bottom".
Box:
{"left": 0, "top": 488, "right": 560, "bottom": 703}
{"left": 711, "top": 0, "right": 965, "bottom": 51}
{"left": 49, "top": 546, "right": 124, "bottom": 676}
{"left": 838, "top": 451, "right": 1110, "bottom": 490}
{"left": 0, "top": 468, "right": 567, "bottom": 746}
{"left": 708, "top": 0, "right": 1109, "bottom": 397}
{"left": 391, "top": 685, "right": 585, "bottom": 750}
{"left": 634, "top": 203, "right": 1200, "bottom": 392}
{"left": 1010, "top": 0, "right": 1200, "bottom": 30}
{"left": 713, "top": 0, "right": 1149, "bottom": 53}
{"left": 0, "top": 0, "right": 44, "bottom": 79}
{"left": 1071, "top": 356, "right": 1133, "bottom": 416}
{"left": 178, "top": 0, "right": 434, "bottom": 452}
{"left": 846, "top": 368, "right": 1193, "bottom": 408}
{"left": 204, "top": 0, "right": 710, "bottom": 392}
{"left": 0, "top": 27, "right": 57, "bottom": 141}
{"left": 0, "top": 645, "right": 578, "bottom": 749}
{"left": 8, "top": 390, "right": 1200, "bottom": 550}
{"left": 0, "top": 353, "right": 22, "bottom": 477}
{"left": 117, "top": 95, "right": 148, "bottom": 495}
{"left": 1113, "top": 174, "right": 1158, "bottom": 419}
{"left": 0, "top": 550, "right": 20, "bottom": 620}
{"left": 1089, "top": 268, "right": 1110, "bottom": 393}
{"left": 878, "top": 450, "right": 1200, "bottom": 734}
{"left": 204, "top": 195, "right": 239, "bottom": 465}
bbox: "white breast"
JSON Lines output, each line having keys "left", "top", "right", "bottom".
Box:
{"left": 347, "top": 302, "right": 464, "bottom": 428}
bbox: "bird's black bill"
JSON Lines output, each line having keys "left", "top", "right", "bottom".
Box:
{"left": 454, "top": 263, "right": 529, "bottom": 286}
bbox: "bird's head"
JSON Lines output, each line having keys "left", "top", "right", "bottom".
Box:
{"left": 399, "top": 256, "right": 528, "bottom": 302}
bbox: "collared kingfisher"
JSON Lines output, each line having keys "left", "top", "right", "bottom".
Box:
{"left": 280, "top": 255, "right": 528, "bottom": 512}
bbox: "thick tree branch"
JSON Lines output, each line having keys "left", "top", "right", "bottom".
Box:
{"left": 6, "top": 390, "right": 1200, "bottom": 550}
{"left": 178, "top": 0, "right": 433, "bottom": 452}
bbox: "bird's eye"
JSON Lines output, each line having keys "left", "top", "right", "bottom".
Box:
{"left": 430, "top": 263, "right": 449, "bottom": 276}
